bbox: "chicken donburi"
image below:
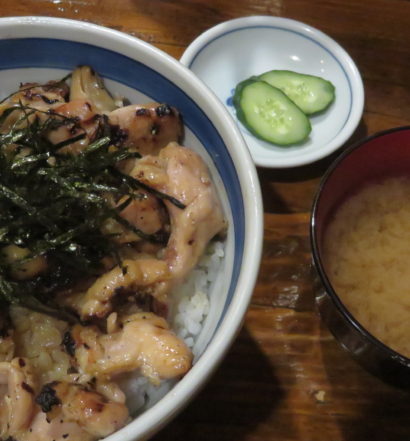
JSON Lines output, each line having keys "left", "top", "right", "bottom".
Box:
{"left": 0, "top": 66, "right": 226, "bottom": 441}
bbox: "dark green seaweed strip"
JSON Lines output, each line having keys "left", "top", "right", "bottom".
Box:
{"left": 0, "top": 87, "right": 184, "bottom": 312}
{"left": 109, "top": 167, "right": 186, "bottom": 209}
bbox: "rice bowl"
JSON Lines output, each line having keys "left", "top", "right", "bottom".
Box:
{"left": 0, "top": 16, "right": 263, "bottom": 441}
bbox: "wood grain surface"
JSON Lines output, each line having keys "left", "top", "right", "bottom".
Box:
{"left": 1, "top": 1, "right": 410, "bottom": 440}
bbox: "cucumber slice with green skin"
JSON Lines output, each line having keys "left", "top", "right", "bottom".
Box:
{"left": 233, "top": 78, "right": 311, "bottom": 146}
{"left": 259, "top": 70, "right": 335, "bottom": 115}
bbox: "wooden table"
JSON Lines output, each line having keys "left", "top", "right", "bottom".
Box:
{"left": 2, "top": 1, "right": 410, "bottom": 440}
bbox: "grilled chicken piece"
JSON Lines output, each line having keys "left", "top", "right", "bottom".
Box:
{"left": 69, "top": 258, "right": 171, "bottom": 319}
{"left": 108, "top": 103, "right": 183, "bottom": 156}
{"left": 70, "top": 65, "right": 118, "bottom": 113}
{"left": 0, "top": 80, "right": 68, "bottom": 132}
{"left": 118, "top": 190, "right": 168, "bottom": 236}
{"left": 0, "top": 358, "right": 103, "bottom": 441}
{"left": 70, "top": 312, "right": 192, "bottom": 385}
{"left": 0, "top": 80, "right": 68, "bottom": 113}
{"left": 35, "top": 381, "right": 129, "bottom": 439}
{"left": 0, "top": 335, "right": 14, "bottom": 362}
{"left": 0, "top": 357, "right": 36, "bottom": 439}
{"left": 21, "top": 411, "right": 93, "bottom": 441}
{"left": 131, "top": 142, "right": 226, "bottom": 280}
{"left": 0, "top": 311, "right": 14, "bottom": 363}
{"left": 102, "top": 190, "right": 168, "bottom": 244}
{"left": 46, "top": 99, "right": 105, "bottom": 154}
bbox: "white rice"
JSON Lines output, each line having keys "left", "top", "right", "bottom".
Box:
{"left": 172, "top": 241, "right": 224, "bottom": 345}
{"left": 124, "top": 240, "right": 225, "bottom": 415}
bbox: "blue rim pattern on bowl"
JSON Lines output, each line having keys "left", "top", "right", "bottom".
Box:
{"left": 181, "top": 15, "right": 365, "bottom": 169}
{"left": 0, "top": 37, "right": 245, "bottom": 330}
{"left": 186, "top": 24, "right": 353, "bottom": 141}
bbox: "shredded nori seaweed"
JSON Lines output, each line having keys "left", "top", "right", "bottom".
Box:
{"left": 0, "top": 82, "right": 184, "bottom": 312}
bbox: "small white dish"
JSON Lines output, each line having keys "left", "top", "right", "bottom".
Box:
{"left": 181, "top": 16, "right": 365, "bottom": 168}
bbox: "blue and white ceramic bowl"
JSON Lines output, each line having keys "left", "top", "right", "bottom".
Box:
{"left": 181, "top": 16, "right": 364, "bottom": 168}
{"left": 0, "top": 16, "right": 263, "bottom": 441}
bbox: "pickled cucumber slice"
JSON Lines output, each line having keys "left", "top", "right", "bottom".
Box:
{"left": 233, "top": 78, "right": 311, "bottom": 146}
{"left": 259, "top": 70, "right": 335, "bottom": 115}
